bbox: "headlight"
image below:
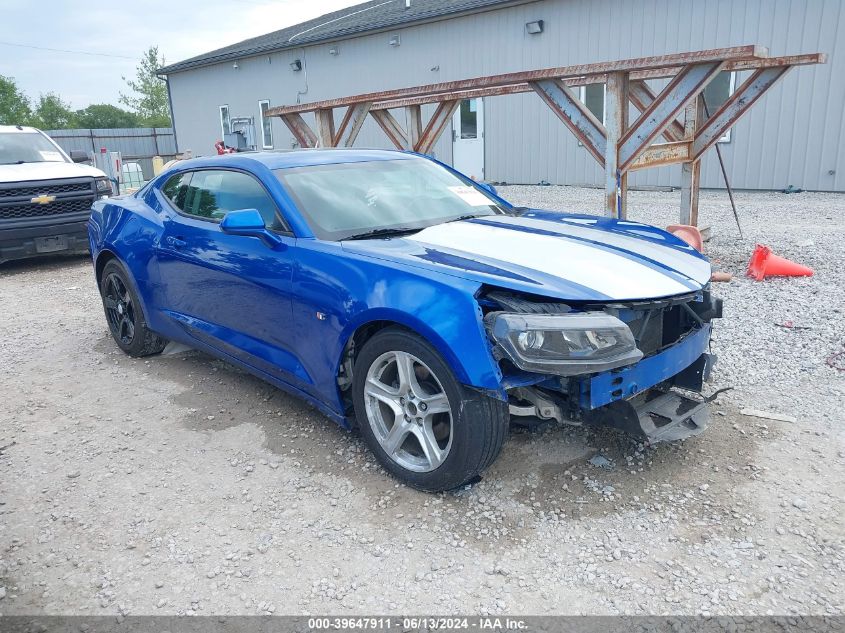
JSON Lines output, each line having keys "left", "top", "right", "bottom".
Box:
{"left": 491, "top": 312, "right": 643, "bottom": 376}
{"left": 95, "top": 177, "right": 112, "bottom": 196}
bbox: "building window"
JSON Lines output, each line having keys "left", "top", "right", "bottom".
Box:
{"left": 703, "top": 71, "right": 736, "bottom": 142}
{"left": 259, "top": 100, "right": 273, "bottom": 149}
{"left": 458, "top": 99, "right": 478, "bottom": 139}
{"left": 219, "top": 105, "right": 231, "bottom": 139}
{"left": 579, "top": 83, "right": 606, "bottom": 124}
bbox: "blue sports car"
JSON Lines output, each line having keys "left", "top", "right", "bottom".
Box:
{"left": 89, "top": 149, "right": 721, "bottom": 491}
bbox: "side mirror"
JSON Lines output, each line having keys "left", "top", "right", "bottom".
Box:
{"left": 69, "top": 150, "right": 89, "bottom": 163}
{"left": 220, "top": 209, "right": 283, "bottom": 249}
{"left": 478, "top": 182, "right": 497, "bottom": 196}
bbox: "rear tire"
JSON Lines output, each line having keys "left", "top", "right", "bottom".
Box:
{"left": 99, "top": 259, "right": 167, "bottom": 357}
{"left": 352, "top": 327, "right": 509, "bottom": 492}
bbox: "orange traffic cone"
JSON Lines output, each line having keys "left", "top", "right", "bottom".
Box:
{"left": 666, "top": 224, "right": 703, "bottom": 251}
{"left": 746, "top": 244, "right": 813, "bottom": 281}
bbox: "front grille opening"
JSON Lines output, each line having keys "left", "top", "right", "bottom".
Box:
{"left": 0, "top": 198, "right": 94, "bottom": 219}
{"left": 0, "top": 181, "right": 93, "bottom": 198}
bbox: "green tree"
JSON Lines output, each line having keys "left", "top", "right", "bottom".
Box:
{"left": 120, "top": 46, "right": 171, "bottom": 126}
{"left": 75, "top": 104, "right": 140, "bottom": 129}
{"left": 0, "top": 75, "right": 33, "bottom": 125}
{"left": 31, "top": 93, "right": 77, "bottom": 129}
{"left": 141, "top": 113, "right": 172, "bottom": 128}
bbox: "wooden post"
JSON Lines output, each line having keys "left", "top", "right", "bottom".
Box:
{"left": 315, "top": 109, "right": 336, "bottom": 147}
{"left": 680, "top": 95, "right": 705, "bottom": 225}
{"left": 605, "top": 71, "right": 629, "bottom": 218}
{"left": 406, "top": 105, "right": 423, "bottom": 149}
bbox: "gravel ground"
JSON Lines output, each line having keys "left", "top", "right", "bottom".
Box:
{"left": 0, "top": 186, "right": 843, "bottom": 617}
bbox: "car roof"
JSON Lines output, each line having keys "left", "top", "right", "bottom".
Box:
{"left": 0, "top": 125, "right": 43, "bottom": 134}
{"left": 172, "top": 148, "right": 418, "bottom": 171}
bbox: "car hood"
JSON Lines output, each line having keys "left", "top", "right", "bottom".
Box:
{"left": 0, "top": 161, "right": 105, "bottom": 183}
{"left": 341, "top": 210, "right": 712, "bottom": 302}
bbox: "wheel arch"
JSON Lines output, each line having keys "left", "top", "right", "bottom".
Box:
{"left": 335, "top": 307, "right": 503, "bottom": 404}
{"left": 94, "top": 248, "right": 119, "bottom": 286}
{"left": 94, "top": 248, "right": 154, "bottom": 326}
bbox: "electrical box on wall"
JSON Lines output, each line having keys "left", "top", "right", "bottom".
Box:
{"left": 224, "top": 132, "right": 249, "bottom": 151}
{"left": 227, "top": 117, "right": 257, "bottom": 151}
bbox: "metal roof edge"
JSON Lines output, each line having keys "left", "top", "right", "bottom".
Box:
{"left": 157, "top": 0, "right": 538, "bottom": 76}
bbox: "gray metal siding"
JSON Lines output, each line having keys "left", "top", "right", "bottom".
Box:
{"left": 45, "top": 128, "right": 177, "bottom": 179}
{"left": 166, "top": 0, "right": 843, "bottom": 191}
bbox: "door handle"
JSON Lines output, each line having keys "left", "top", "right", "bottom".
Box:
{"left": 165, "top": 236, "right": 187, "bottom": 248}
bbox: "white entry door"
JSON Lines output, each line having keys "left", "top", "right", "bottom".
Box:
{"left": 452, "top": 98, "right": 485, "bottom": 181}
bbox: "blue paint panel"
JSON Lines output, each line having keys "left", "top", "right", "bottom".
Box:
{"left": 287, "top": 239, "right": 502, "bottom": 411}
{"left": 584, "top": 324, "right": 711, "bottom": 410}
{"left": 164, "top": 310, "right": 311, "bottom": 383}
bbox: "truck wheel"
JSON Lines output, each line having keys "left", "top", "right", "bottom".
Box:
{"left": 352, "top": 328, "right": 509, "bottom": 492}
{"left": 99, "top": 260, "right": 166, "bottom": 357}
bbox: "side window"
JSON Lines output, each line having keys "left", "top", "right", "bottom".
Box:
{"left": 579, "top": 83, "right": 606, "bottom": 123}
{"left": 178, "top": 170, "right": 285, "bottom": 230}
{"left": 702, "top": 71, "right": 736, "bottom": 142}
{"left": 161, "top": 172, "right": 192, "bottom": 210}
{"left": 259, "top": 100, "right": 273, "bottom": 149}
{"left": 220, "top": 105, "right": 230, "bottom": 137}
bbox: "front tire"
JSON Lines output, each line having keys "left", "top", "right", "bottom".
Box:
{"left": 352, "top": 328, "right": 509, "bottom": 492}
{"left": 99, "top": 259, "right": 167, "bottom": 357}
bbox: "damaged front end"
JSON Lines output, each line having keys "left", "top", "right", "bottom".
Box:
{"left": 481, "top": 288, "right": 723, "bottom": 444}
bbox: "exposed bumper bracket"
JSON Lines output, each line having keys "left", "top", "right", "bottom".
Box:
{"left": 508, "top": 387, "right": 580, "bottom": 427}
{"left": 586, "top": 388, "right": 710, "bottom": 444}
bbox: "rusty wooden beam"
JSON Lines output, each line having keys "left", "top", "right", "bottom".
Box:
{"left": 334, "top": 102, "right": 371, "bottom": 147}
{"left": 267, "top": 46, "right": 772, "bottom": 117}
{"left": 628, "top": 81, "right": 686, "bottom": 142}
{"left": 416, "top": 100, "right": 459, "bottom": 154}
{"left": 692, "top": 66, "right": 791, "bottom": 160}
{"left": 370, "top": 109, "right": 410, "bottom": 150}
{"left": 530, "top": 79, "right": 607, "bottom": 166}
{"left": 280, "top": 113, "right": 317, "bottom": 148}
{"left": 371, "top": 84, "right": 526, "bottom": 111}
{"left": 269, "top": 53, "right": 824, "bottom": 122}
{"left": 362, "top": 54, "right": 824, "bottom": 112}
{"left": 628, "top": 140, "right": 692, "bottom": 170}
{"left": 619, "top": 61, "right": 725, "bottom": 171}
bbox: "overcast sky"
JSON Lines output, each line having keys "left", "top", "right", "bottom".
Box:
{"left": 1, "top": 0, "right": 363, "bottom": 109}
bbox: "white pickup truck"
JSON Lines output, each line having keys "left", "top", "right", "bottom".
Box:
{"left": 0, "top": 125, "right": 111, "bottom": 264}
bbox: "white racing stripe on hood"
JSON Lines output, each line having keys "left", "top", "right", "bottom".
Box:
{"left": 491, "top": 215, "right": 712, "bottom": 285}
{"left": 408, "top": 221, "right": 698, "bottom": 299}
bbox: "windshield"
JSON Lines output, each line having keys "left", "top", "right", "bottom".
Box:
{"left": 275, "top": 157, "right": 509, "bottom": 240}
{"left": 0, "top": 132, "right": 67, "bottom": 165}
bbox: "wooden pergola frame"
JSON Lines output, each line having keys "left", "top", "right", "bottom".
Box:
{"left": 267, "top": 45, "right": 825, "bottom": 224}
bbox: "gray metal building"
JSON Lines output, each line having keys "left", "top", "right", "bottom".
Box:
{"left": 159, "top": 0, "right": 844, "bottom": 192}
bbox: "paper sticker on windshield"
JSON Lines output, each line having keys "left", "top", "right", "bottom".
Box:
{"left": 39, "top": 150, "right": 64, "bottom": 161}
{"left": 448, "top": 186, "right": 491, "bottom": 206}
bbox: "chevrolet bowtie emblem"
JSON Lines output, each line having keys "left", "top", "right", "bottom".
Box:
{"left": 31, "top": 194, "right": 56, "bottom": 205}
